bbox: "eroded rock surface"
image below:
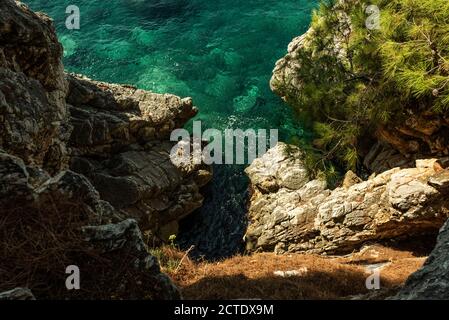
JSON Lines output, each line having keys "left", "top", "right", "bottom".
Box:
{"left": 0, "top": 0, "right": 69, "bottom": 174}
{"left": 67, "top": 74, "right": 212, "bottom": 241}
{"left": 0, "top": 148, "right": 180, "bottom": 299}
{"left": 82, "top": 219, "right": 181, "bottom": 299}
{"left": 0, "top": 0, "right": 207, "bottom": 299}
{"left": 270, "top": 30, "right": 312, "bottom": 101}
{"left": 245, "top": 143, "right": 449, "bottom": 254}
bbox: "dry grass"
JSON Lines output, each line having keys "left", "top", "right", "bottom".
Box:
{"left": 0, "top": 194, "right": 426, "bottom": 300}
{"left": 0, "top": 201, "right": 174, "bottom": 300}
{"left": 159, "top": 245, "right": 426, "bottom": 300}
{"left": 0, "top": 202, "right": 91, "bottom": 298}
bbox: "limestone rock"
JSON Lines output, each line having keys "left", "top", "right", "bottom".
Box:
{"left": 0, "top": 1, "right": 66, "bottom": 94}
{"left": 0, "top": 149, "right": 121, "bottom": 228}
{"left": 272, "top": 5, "right": 449, "bottom": 170}
{"left": 363, "top": 142, "right": 415, "bottom": 173}
{"left": 0, "top": 151, "right": 34, "bottom": 209}
{"left": 392, "top": 221, "right": 449, "bottom": 299}
{"left": 82, "top": 219, "right": 181, "bottom": 300}
{"left": 0, "top": 0, "right": 200, "bottom": 300}
{"left": 66, "top": 74, "right": 212, "bottom": 241}
{"left": 270, "top": 32, "right": 310, "bottom": 101}
{"left": 66, "top": 73, "right": 198, "bottom": 148}
{"left": 245, "top": 143, "right": 449, "bottom": 254}
{"left": 342, "top": 171, "right": 362, "bottom": 189}
{"left": 270, "top": 4, "right": 351, "bottom": 102}
{"left": 375, "top": 122, "right": 449, "bottom": 165}
{"left": 0, "top": 0, "right": 69, "bottom": 174}
{"left": 245, "top": 143, "right": 329, "bottom": 253}
{"left": 245, "top": 142, "right": 309, "bottom": 193}
{"left": 35, "top": 169, "right": 123, "bottom": 225}
{"left": 0, "top": 148, "right": 179, "bottom": 299}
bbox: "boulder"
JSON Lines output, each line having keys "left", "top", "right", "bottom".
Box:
{"left": 245, "top": 142, "right": 309, "bottom": 193}
{"left": 0, "top": 147, "right": 180, "bottom": 299}
{"left": 82, "top": 219, "right": 181, "bottom": 300}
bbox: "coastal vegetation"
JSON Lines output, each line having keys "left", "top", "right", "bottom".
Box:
{"left": 277, "top": 0, "right": 449, "bottom": 173}
{"left": 2, "top": 0, "right": 449, "bottom": 301}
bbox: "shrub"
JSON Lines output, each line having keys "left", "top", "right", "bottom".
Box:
{"left": 284, "top": 0, "right": 449, "bottom": 171}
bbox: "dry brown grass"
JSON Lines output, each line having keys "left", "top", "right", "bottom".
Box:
{"left": 160, "top": 244, "right": 426, "bottom": 300}
{"left": 0, "top": 195, "right": 425, "bottom": 300}
{"left": 0, "top": 201, "right": 175, "bottom": 300}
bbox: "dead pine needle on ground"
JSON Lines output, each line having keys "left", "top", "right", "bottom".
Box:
{"left": 154, "top": 245, "right": 426, "bottom": 300}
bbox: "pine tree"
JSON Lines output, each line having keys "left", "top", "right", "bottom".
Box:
{"left": 284, "top": 0, "right": 449, "bottom": 173}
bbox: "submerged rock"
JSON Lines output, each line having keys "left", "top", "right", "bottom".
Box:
{"left": 245, "top": 143, "right": 449, "bottom": 254}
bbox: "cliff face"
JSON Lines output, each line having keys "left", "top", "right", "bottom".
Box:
{"left": 245, "top": 143, "right": 449, "bottom": 255}
{"left": 247, "top": 0, "right": 449, "bottom": 297}
{"left": 392, "top": 220, "right": 449, "bottom": 300}
{"left": 0, "top": 0, "right": 210, "bottom": 299}
{"left": 0, "top": 0, "right": 69, "bottom": 174}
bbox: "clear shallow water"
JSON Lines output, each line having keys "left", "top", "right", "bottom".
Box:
{"left": 25, "top": 0, "right": 318, "bottom": 259}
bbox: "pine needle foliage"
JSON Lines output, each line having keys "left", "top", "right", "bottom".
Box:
{"left": 284, "top": 0, "right": 449, "bottom": 171}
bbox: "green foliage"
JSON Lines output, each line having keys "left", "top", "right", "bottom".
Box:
{"left": 149, "top": 247, "right": 181, "bottom": 273}
{"left": 284, "top": 0, "right": 449, "bottom": 171}
{"left": 147, "top": 234, "right": 182, "bottom": 273}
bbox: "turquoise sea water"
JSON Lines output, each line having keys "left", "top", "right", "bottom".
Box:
{"left": 24, "top": 0, "right": 318, "bottom": 258}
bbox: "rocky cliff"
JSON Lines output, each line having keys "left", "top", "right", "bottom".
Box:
{"left": 0, "top": 0, "right": 209, "bottom": 299}
{"left": 263, "top": 0, "right": 449, "bottom": 299}
{"left": 245, "top": 143, "right": 449, "bottom": 255}
{"left": 66, "top": 73, "right": 212, "bottom": 242}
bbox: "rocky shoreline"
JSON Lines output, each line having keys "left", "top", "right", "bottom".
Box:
{"left": 1, "top": 0, "right": 449, "bottom": 300}
{"left": 259, "top": 4, "right": 449, "bottom": 297}
{"left": 0, "top": 0, "right": 209, "bottom": 299}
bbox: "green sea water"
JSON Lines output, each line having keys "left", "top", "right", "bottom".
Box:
{"left": 24, "top": 0, "right": 318, "bottom": 258}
